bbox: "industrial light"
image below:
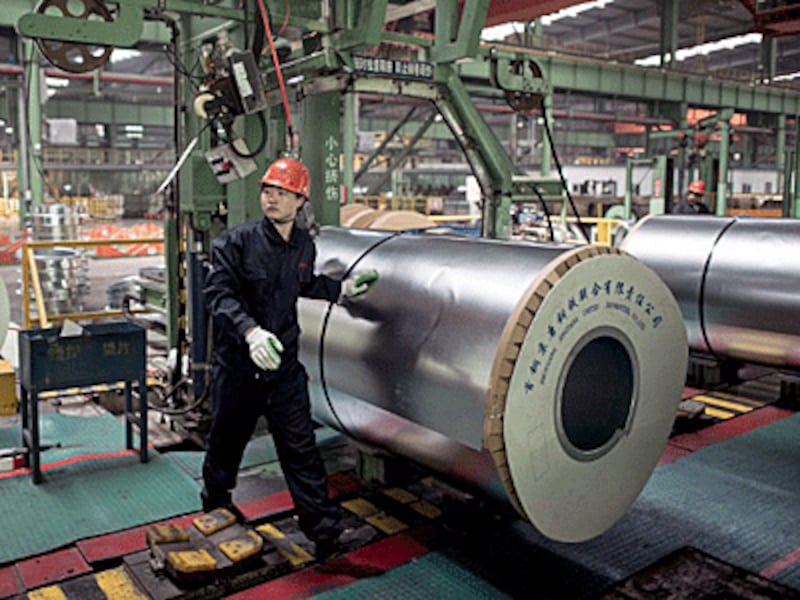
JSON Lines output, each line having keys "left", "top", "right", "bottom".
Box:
{"left": 541, "top": 0, "right": 614, "bottom": 25}
{"left": 775, "top": 71, "right": 800, "bottom": 81}
{"left": 45, "top": 77, "right": 69, "bottom": 88}
{"left": 635, "top": 33, "right": 763, "bottom": 67}
{"left": 111, "top": 49, "right": 142, "bottom": 62}
{"left": 124, "top": 124, "right": 144, "bottom": 132}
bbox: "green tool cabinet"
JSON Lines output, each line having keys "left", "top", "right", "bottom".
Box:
{"left": 18, "top": 322, "right": 148, "bottom": 483}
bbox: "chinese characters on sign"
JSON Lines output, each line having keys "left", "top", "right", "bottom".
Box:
{"left": 523, "top": 278, "right": 663, "bottom": 394}
{"left": 352, "top": 56, "right": 434, "bottom": 80}
{"left": 324, "top": 136, "right": 340, "bottom": 204}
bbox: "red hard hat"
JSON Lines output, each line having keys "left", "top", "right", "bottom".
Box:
{"left": 688, "top": 180, "right": 705, "bottom": 195}
{"left": 261, "top": 157, "right": 310, "bottom": 198}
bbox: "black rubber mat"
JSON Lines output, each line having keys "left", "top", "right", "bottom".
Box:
{"left": 507, "top": 412, "right": 800, "bottom": 598}
{"left": 603, "top": 546, "right": 800, "bottom": 599}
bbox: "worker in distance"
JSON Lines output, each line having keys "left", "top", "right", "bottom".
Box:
{"left": 202, "top": 156, "right": 378, "bottom": 557}
{"left": 673, "top": 179, "right": 711, "bottom": 214}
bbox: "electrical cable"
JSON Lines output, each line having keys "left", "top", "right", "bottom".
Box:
{"left": 163, "top": 44, "right": 202, "bottom": 91}
{"left": 540, "top": 110, "right": 590, "bottom": 243}
{"left": 227, "top": 110, "right": 268, "bottom": 159}
{"left": 255, "top": 0, "right": 295, "bottom": 150}
{"left": 318, "top": 230, "right": 404, "bottom": 439}
{"left": 531, "top": 185, "right": 556, "bottom": 242}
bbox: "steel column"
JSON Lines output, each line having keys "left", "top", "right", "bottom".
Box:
{"left": 716, "top": 119, "right": 730, "bottom": 216}
{"left": 342, "top": 92, "right": 356, "bottom": 205}
{"left": 302, "top": 91, "right": 342, "bottom": 226}
{"left": 26, "top": 41, "right": 44, "bottom": 208}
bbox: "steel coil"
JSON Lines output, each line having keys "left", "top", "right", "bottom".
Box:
{"left": 621, "top": 215, "right": 800, "bottom": 370}
{"left": 299, "top": 227, "right": 687, "bottom": 542}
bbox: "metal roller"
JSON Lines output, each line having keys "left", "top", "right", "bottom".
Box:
{"left": 621, "top": 215, "right": 800, "bottom": 370}
{"left": 299, "top": 227, "right": 687, "bottom": 542}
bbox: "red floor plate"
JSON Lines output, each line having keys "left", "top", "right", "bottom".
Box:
{"left": 0, "top": 566, "right": 22, "bottom": 599}
{"left": 225, "top": 534, "right": 429, "bottom": 600}
{"left": 76, "top": 513, "right": 202, "bottom": 563}
{"left": 15, "top": 548, "right": 91, "bottom": 591}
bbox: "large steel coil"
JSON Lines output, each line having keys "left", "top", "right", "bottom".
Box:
{"left": 30, "top": 248, "right": 88, "bottom": 314}
{"left": 299, "top": 227, "right": 687, "bottom": 542}
{"left": 621, "top": 215, "right": 800, "bottom": 370}
{"left": 27, "top": 204, "right": 89, "bottom": 317}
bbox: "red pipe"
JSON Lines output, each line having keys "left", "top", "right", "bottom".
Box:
{"left": 0, "top": 64, "right": 173, "bottom": 86}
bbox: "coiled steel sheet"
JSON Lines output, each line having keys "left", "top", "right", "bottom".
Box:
{"left": 299, "top": 227, "right": 687, "bottom": 542}
{"left": 622, "top": 215, "right": 800, "bottom": 369}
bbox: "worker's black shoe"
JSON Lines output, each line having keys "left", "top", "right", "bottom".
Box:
{"left": 313, "top": 529, "right": 351, "bottom": 562}
{"left": 217, "top": 503, "right": 246, "bottom": 523}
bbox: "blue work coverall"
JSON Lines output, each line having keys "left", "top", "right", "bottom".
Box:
{"left": 202, "top": 217, "right": 342, "bottom": 542}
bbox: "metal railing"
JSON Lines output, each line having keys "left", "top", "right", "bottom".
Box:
{"left": 21, "top": 237, "right": 164, "bottom": 329}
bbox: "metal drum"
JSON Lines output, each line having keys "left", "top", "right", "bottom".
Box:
{"left": 299, "top": 227, "right": 687, "bottom": 542}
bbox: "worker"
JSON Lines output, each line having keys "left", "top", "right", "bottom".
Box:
{"left": 201, "top": 156, "right": 378, "bottom": 557}
{"left": 673, "top": 180, "right": 710, "bottom": 214}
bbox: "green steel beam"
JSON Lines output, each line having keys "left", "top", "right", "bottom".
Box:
{"left": 716, "top": 119, "right": 731, "bottom": 216}
{"left": 342, "top": 92, "right": 356, "bottom": 204}
{"left": 16, "top": 0, "right": 243, "bottom": 47}
{"left": 777, "top": 114, "right": 786, "bottom": 193}
{"left": 538, "top": 53, "right": 800, "bottom": 115}
{"left": 761, "top": 37, "right": 777, "bottom": 83}
{"left": 432, "top": 0, "right": 490, "bottom": 63}
{"left": 365, "top": 109, "right": 437, "bottom": 196}
{"left": 542, "top": 93, "right": 552, "bottom": 176}
{"left": 355, "top": 106, "right": 418, "bottom": 183}
{"left": 459, "top": 49, "right": 800, "bottom": 116}
{"left": 47, "top": 99, "right": 173, "bottom": 127}
{"left": 25, "top": 41, "right": 44, "bottom": 208}
{"left": 550, "top": 130, "right": 615, "bottom": 148}
{"left": 331, "top": 0, "right": 389, "bottom": 50}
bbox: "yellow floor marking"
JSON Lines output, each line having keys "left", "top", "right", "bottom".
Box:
{"left": 341, "top": 498, "right": 380, "bottom": 518}
{"left": 146, "top": 524, "right": 189, "bottom": 546}
{"left": 703, "top": 406, "right": 735, "bottom": 420}
{"left": 194, "top": 509, "right": 236, "bottom": 535}
{"left": 410, "top": 500, "right": 442, "bottom": 519}
{"left": 27, "top": 587, "right": 67, "bottom": 600}
{"left": 694, "top": 395, "right": 753, "bottom": 413}
{"left": 705, "top": 390, "right": 764, "bottom": 406}
{"left": 256, "top": 523, "right": 286, "bottom": 540}
{"left": 95, "top": 567, "right": 148, "bottom": 599}
{"left": 166, "top": 549, "right": 217, "bottom": 573}
{"left": 383, "top": 487, "right": 417, "bottom": 504}
{"left": 219, "top": 531, "right": 263, "bottom": 562}
{"left": 366, "top": 513, "right": 408, "bottom": 535}
{"left": 256, "top": 524, "right": 313, "bottom": 567}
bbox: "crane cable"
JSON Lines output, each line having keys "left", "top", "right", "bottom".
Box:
{"left": 254, "top": 0, "right": 295, "bottom": 150}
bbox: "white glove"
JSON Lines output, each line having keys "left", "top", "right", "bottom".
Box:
{"left": 341, "top": 270, "right": 379, "bottom": 299}
{"left": 245, "top": 327, "right": 284, "bottom": 371}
